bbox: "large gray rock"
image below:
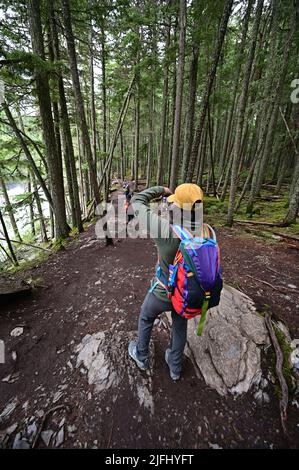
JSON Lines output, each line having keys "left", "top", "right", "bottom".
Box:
{"left": 166, "top": 285, "right": 269, "bottom": 396}
{"left": 0, "top": 274, "right": 31, "bottom": 298}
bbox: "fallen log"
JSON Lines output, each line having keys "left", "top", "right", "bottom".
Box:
{"left": 257, "top": 196, "right": 282, "bottom": 201}
{"left": 0, "top": 237, "right": 52, "bottom": 252}
{"left": 285, "top": 244, "right": 299, "bottom": 251}
{"left": 234, "top": 221, "right": 299, "bottom": 243}
{"left": 271, "top": 232, "right": 299, "bottom": 243}
{"left": 234, "top": 219, "right": 284, "bottom": 228}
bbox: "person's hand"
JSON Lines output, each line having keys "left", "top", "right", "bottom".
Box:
{"left": 163, "top": 187, "right": 172, "bottom": 197}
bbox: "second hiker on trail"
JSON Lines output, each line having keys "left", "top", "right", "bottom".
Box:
{"left": 123, "top": 181, "right": 134, "bottom": 223}
{"left": 128, "top": 184, "right": 223, "bottom": 381}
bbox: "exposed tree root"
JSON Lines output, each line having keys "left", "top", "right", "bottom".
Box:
{"left": 264, "top": 314, "right": 289, "bottom": 441}
{"left": 32, "top": 404, "right": 71, "bottom": 449}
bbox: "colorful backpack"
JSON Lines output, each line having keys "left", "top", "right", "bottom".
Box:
{"left": 151, "top": 223, "right": 223, "bottom": 336}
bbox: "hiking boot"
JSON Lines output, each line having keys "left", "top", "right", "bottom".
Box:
{"left": 165, "top": 349, "right": 180, "bottom": 381}
{"left": 128, "top": 341, "right": 149, "bottom": 371}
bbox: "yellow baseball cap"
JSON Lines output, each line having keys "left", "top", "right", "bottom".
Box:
{"left": 167, "top": 183, "right": 204, "bottom": 209}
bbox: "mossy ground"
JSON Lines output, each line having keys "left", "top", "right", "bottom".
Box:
{"left": 203, "top": 187, "right": 299, "bottom": 238}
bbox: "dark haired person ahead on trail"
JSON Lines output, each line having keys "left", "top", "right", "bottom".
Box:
{"left": 128, "top": 184, "right": 222, "bottom": 381}
{"left": 123, "top": 181, "right": 134, "bottom": 223}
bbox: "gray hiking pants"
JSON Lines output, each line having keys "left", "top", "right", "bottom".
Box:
{"left": 136, "top": 291, "right": 188, "bottom": 376}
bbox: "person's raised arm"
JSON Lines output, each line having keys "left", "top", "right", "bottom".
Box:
{"left": 132, "top": 186, "right": 172, "bottom": 238}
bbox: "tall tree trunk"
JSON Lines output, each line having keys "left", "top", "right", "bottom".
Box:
{"left": 100, "top": 23, "right": 107, "bottom": 157}
{"left": 181, "top": 26, "right": 199, "bottom": 182}
{"left": 134, "top": 84, "right": 140, "bottom": 191}
{"left": 146, "top": 88, "right": 154, "bottom": 188}
{"left": 226, "top": 0, "right": 264, "bottom": 226}
{"left": 247, "top": 1, "right": 281, "bottom": 209}
{"left": 89, "top": 21, "right": 97, "bottom": 175}
{"left": 254, "top": 13, "right": 296, "bottom": 196}
{"left": 61, "top": 0, "right": 100, "bottom": 205}
{"left": 49, "top": 2, "right": 83, "bottom": 232}
{"left": 28, "top": 0, "right": 69, "bottom": 238}
{"left": 157, "top": 13, "right": 171, "bottom": 185}
{"left": 219, "top": 0, "right": 253, "bottom": 175}
{"left": 100, "top": 21, "right": 108, "bottom": 198}
{"left": 186, "top": 0, "right": 233, "bottom": 182}
{"left": 169, "top": 0, "right": 186, "bottom": 192}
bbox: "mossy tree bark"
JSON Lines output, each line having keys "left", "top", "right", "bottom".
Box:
{"left": 27, "top": 0, "right": 69, "bottom": 239}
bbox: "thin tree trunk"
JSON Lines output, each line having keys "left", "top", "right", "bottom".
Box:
{"left": 247, "top": 1, "right": 281, "bottom": 209}
{"left": 77, "top": 126, "right": 86, "bottom": 215}
{"left": 0, "top": 176, "right": 22, "bottom": 242}
{"left": 219, "top": 0, "right": 253, "bottom": 174}
{"left": 32, "top": 172, "right": 48, "bottom": 242}
{"left": 169, "top": 0, "right": 186, "bottom": 192}
{"left": 2, "top": 103, "right": 53, "bottom": 210}
{"left": 283, "top": 154, "right": 299, "bottom": 225}
{"left": 226, "top": 0, "right": 264, "bottom": 226}
{"left": 283, "top": 102, "right": 299, "bottom": 225}
{"left": 157, "top": 13, "right": 171, "bottom": 185}
{"left": 100, "top": 23, "right": 107, "bottom": 157}
{"left": 187, "top": 0, "right": 233, "bottom": 182}
{"left": 207, "top": 101, "right": 217, "bottom": 197}
{"left": 61, "top": 0, "right": 100, "bottom": 205}
{"left": 196, "top": 128, "right": 207, "bottom": 187}
{"left": 120, "top": 129, "right": 125, "bottom": 181}
{"left": 0, "top": 209, "right": 18, "bottom": 266}
{"left": 181, "top": 25, "right": 199, "bottom": 182}
{"left": 97, "top": 76, "right": 135, "bottom": 194}
{"left": 89, "top": 21, "right": 97, "bottom": 175}
{"left": 134, "top": 87, "right": 140, "bottom": 192}
{"left": 146, "top": 88, "right": 154, "bottom": 188}
{"left": 27, "top": 172, "right": 36, "bottom": 237}
{"left": 255, "top": 14, "right": 296, "bottom": 196}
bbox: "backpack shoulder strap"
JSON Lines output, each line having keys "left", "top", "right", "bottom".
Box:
{"left": 171, "top": 224, "right": 194, "bottom": 241}
{"left": 171, "top": 224, "right": 217, "bottom": 241}
{"left": 203, "top": 223, "right": 217, "bottom": 242}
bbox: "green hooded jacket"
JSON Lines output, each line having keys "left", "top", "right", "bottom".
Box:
{"left": 132, "top": 186, "right": 203, "bottom": 303}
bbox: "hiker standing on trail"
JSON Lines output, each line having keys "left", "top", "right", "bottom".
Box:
{"left": 128, "top": 184, "right": 222, "bottom": 381}
{"left": 123, "top": 181, "right": 134, "bottom": 223}
{"left": 126, "top": 193, "right": 135, "bottom": 223}
{"left": 123, "top": 181, "right": 130, "bottom": 200}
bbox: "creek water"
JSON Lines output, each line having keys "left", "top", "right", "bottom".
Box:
{"left": 0, "top": 182, "right": 49, "bottom": 263}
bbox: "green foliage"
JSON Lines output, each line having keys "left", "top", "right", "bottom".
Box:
{"left": 7, "top": 250, "right": 49, "bottom": 274}
{"left": 0, "top": 0, "right": 297, "bottom": 271}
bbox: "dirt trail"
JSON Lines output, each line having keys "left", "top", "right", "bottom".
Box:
{"left": 0, "top": 193, "right": 299, "bottom": 449}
